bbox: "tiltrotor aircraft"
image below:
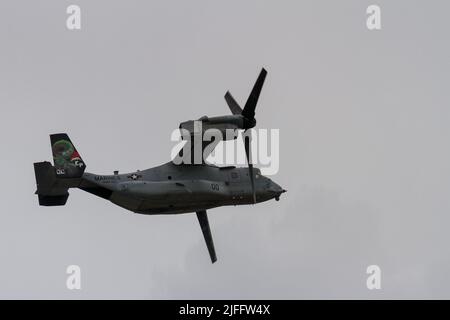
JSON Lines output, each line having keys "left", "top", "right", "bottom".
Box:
{"left": 33, "top": 68, "right": 286, "bottom": 263}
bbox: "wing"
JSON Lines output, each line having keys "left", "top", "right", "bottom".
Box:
{"left": 173, "top": 119, "right": 223, "bottom": 165}
{"left": 173, "top": 68, "right": 267, "bottom": 165}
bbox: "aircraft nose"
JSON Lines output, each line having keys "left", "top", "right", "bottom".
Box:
{"left": 269, "top": 181, "right": 286, "bottom": 201}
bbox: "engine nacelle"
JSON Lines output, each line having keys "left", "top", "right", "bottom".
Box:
{"left": 179, "top": 115, "right": 245, "bottom": 141}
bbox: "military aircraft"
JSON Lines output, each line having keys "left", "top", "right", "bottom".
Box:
{"left": 33, "top": 68, "right": 286, "bottom": 263}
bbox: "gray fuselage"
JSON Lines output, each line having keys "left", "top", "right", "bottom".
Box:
{"left": 79, "top": 162, "right": 284, "bottom": 215}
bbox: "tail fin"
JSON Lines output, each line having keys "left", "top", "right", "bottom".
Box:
{"left": 50, "top": 133, "right": 85, "bottom": 178}
{"left": 33, "top": 134, "right": 86, "bottom": 206}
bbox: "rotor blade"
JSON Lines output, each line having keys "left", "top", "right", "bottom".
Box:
{"left": 242, "top": 68, "right": 267, "bottom": 120}
{"left": 248, "top": 163, "right": 256, "bottom": 204}
{"left": 243, "top": 131, "right": 256, "bottom": 203}
{"left": 224, "top": 91, "right": 242, "bottom": 115}
{"left": 196, "top": 210, "right": 217, "bottom": 263}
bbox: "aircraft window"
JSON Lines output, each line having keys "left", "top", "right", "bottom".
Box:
{"left": 168, "top": 176, "right": 172, "bottom": 180}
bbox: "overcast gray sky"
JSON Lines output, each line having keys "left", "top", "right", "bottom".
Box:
{"left": 1, "top": 0, "right": 450, "bottom": 299}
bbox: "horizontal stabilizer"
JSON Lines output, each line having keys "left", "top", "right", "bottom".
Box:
{"left": 34, "top": 161, "right": 70, "bottom": 206}
{"left": 38, "top": 194, "right": 69, "bottom": 206}
{"left": 34, "top": 161, "right": 56, "bottom": 195}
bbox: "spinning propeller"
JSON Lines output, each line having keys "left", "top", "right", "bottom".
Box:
{"left": 224, "top": 68, "right": 267, "bottom": 203}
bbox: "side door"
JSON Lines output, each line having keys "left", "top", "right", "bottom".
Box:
{"left": 228, "top": 170, "right": 244, "bottom": 200}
